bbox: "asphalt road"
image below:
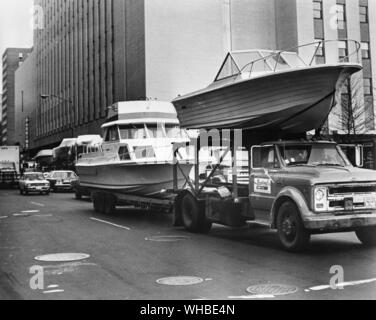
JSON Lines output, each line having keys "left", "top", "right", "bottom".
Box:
{"left": 0, "top": 189, "right": 375, "bottom": 300}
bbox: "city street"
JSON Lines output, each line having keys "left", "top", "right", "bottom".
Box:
{"left": 0, "top": 189, "right": 375, "bottom": 300}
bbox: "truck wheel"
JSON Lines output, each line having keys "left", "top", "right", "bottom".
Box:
{"left": 277, "top": 201, "right": 310, "bottom": 252}
{"left": 93, "top": 193, "right": 105, "bottom": 214}
{"left": 181, "top": 193, "right": 212, "bottom": 233}
{"left": 104, "top": 195, "right": 116, "bottom": 215}
{"left": 356, "top": 227, "right": 376, "bottom": 247}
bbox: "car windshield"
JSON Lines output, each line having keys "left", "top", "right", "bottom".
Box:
{"left": 25, "top": 174, "right": 44, "bottom": 181}
{"left": 52, "top": 172, "right": 76, "bottom": 179}
{"left": 279, "top": 144, "right": 349, "bottom": 167}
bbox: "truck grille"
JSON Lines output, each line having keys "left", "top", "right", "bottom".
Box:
{"left": 327, "top": 183, "right": 376, "bottom": 212}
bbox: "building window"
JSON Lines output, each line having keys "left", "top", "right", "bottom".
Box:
{"left": 338, "top": 40, "right": 348, "bottom": 62}
{"left": 361, "top": 42, "right": 370, "bottom": 59}
{"left": 364, "top": 78, "right": 373, "bottom": 96}
{"left": 336, "top": 4, "right": 346, "bottom": 30}
{"left": 360, "top": 5, "right": 368, "bottom": 23}
{"left": 313, "top": 0, "right": 323, "bottom": 19}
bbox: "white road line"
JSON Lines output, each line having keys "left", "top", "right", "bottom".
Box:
{"left": 31, "top": 202, "right": 45, "bottom": 207}
{"left": 0, "top": 216, "right": 8, "bottom": 219}
{"left": 47, "top": 285, "right": 59, "bottom": 289}
{"left": 21, "top": 210, "right": 40, "bottom": 213}
{"left": 43, "top": 289, "right": 64, "bottom": 294}
{"left": 34, "top": 214, "right": 53, "bottom": 218}
{"left": 308, "top": 277, "right": 376, "bottom": 292}
{"left": 90, "top": 217, "right": 131, "bottom": 231}
{"left": 13, "top": 213, "right": 30, "bottom": 217}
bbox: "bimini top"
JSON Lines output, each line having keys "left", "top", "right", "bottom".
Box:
{"left": 103, "top": 101, "right": 180, "bottom": 128}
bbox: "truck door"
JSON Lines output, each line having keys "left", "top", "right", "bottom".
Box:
{"left": 250, "top": 145, "right": 279, "bottom": 221}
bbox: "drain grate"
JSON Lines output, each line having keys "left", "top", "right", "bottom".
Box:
{"left": 246, "top": 284, "right": 298, "bottom": 296}
{"left": 35, "top": 253, "right": 90, "bottom": 262}
{"left": 146, "top": 236, "right": 190, "bottom": 242}
{"left": 156, "top": 276, "right": 204, "bottom": 286}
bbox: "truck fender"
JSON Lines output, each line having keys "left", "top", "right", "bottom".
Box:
{"left": 173, "top": 189, "right": 197, "bottom": 227}
{"left": 270, "top": 187, "right": 311, "bottom": 229}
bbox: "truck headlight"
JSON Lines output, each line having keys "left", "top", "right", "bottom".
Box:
{"left": 314, "top": 187, "right": 328, "bottom": 212}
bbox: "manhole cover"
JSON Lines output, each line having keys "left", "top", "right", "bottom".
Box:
{"left": 156, "top": 276, "right": 204, "bottom": 286}
{"left": 35, "top": 253, "right": 90, "bottom": 262}
{"left": 246, "top": 284, "right": 298, "bottom": 296}
{"left": 146, "top": 236, "right": 190, "bottom": 242}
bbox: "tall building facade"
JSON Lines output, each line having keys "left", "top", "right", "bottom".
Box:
{"left": 21, "top": 0, "right": 376, "bottom": 150}
{"left": 2, "top": 48, "right": 32, "bottom": 145}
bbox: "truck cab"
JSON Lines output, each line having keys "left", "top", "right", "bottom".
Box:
{"left": 249, "top": 140, "right": 376, "bottom": 250}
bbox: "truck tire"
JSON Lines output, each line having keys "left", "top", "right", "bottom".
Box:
{"left": 355, "top": 227, "right": 376, "bottom": 247}
{"left": 181, "top": 193, "right": 212, "bottom": 233}
{"left": 104, "top": 194, "right": 116, "bottom": 215}
{"left": 277, "top": 201, "right": 311, "bottom": 252}
{"left": 93, "top": 193, "right": 105, "bottom": 214}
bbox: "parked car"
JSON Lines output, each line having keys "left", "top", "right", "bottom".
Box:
{"left": 47, "top": 171, "right": 78, "bottom": 192}
{"left": 19, "top": 172, "right": 50, "bottom": 195}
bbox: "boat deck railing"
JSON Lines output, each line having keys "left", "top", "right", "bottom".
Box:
{"left": 229, "top": 39, "right": 361, "bottom": 82}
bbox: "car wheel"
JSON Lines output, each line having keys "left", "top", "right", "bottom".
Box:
{"left": 356, "top": 227, "right": 376, "bottom": 247}
{"left": 277, "top": 201, "right": 311, "bottom": 252}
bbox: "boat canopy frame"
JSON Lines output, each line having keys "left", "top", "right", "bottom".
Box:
{"left": 214, "top": 39, "right": 361, "bottom": 82}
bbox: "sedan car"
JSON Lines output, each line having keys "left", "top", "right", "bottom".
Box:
{"left": 47, "top": 171, "right": 78, "bottom": 192}
{"left": 19, "top": 172, "right": 50, "bottom": 195}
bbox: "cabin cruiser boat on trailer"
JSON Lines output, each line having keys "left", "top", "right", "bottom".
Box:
{"left": 75, "top": 101, "right": 193, "bottom": 199}
{"left": 173, "top": 40, "right": 363, "bottom": 133}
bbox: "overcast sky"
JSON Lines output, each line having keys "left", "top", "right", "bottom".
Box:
{"left": 0, "top": 0, "right": 33, "bottom": 120}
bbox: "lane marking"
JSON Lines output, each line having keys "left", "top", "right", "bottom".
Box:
{"left": 307, "top": 277, "right": 376, "bottom": 292}
{"left": 13, "top": 213, "right": 30, "bottom": 217}
{"left": 31, "top": 202, "right": 45, "bottom": 207}
{"left": 0, "top": 216, "right": 8, "bottom": 219}
{"left": 47, "top": 285, "right": 59, "bottom": 289}
{"left": 21, "top": 210, "right": 40, "bottom": 213}
{"left": 90, "top": 217, "right": 131, "bottom": 231}
{"left": 228, "top": 294, "right": 275, "bottom": 299}
{"left": 34, "top": 214, "right": 53, "bottom": 218}
{"left": 43, "top": 289, "right": 64, "bottom": 294}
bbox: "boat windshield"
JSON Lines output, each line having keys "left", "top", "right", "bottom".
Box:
{"left": 119, "top": 124, "right": 188, "bottom": 140}
{"left": 279, "top": 144, "right": 350, "bottom": 167}
{"left": 215, "top": 50, "right": 306, "bottom": 81}
{"left": 52, "top": 171, "right": 77, "bottom": 179}
{"left": 119, "top": 125, "right": 148, "bottom": 140}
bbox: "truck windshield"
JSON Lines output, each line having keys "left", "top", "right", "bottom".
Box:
{"left": 279, "top": 144, "right": 349, "bottom": 167}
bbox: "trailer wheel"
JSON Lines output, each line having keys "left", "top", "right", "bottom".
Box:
{"left": 104, "top": 195, "right": 116, "bottom": 215}
{"left": 75, "top": 191, "right": 82, "bottom": 200}
{"left": 181, "top": 193, "right": 212, "bottom": 233}
{"left": 93, "top": 193, "right": 105, "bottom": 214}
{"left": 20, "top": 188, "right": 24, "bottom": 195}
{"left": 355, "top": 227, "right": 376, "bottom": 247}
{"left": 277, "top": 201, "right": 310, "bottom": 252}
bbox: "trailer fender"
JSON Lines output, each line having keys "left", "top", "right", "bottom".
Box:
{"left": 173, "top": 190, "right": 196, "bottom": 227}
{"left": 270, "top": 187, "right": 311, "bottom": 229}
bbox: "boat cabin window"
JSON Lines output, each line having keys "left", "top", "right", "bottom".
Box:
{"left": 119, "top": 125, "right": 147, "bottom": 140}
{"left": 134, "top": 146, "right": 156, "bottom": 159}
{"left": 119, "top": 146, "right": 131, "bottom": 161}
{"left": 145, "top": 124, "right": 165, "bottom": 139}
{"left": 165, "top": 124, "right": 188, "bottom": 139}
{"left": 105, "top": 126, "right": 120, "bottom": 142}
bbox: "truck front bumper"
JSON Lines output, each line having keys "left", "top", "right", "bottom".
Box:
{"left": 303, "top": 213, "right": 376, "bottom": 231}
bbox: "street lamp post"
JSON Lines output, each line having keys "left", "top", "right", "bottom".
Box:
{"left": 40, "top": 94, "right": 74, "bottom": 138}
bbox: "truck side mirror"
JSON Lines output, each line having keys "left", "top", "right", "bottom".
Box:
{"left": 355, "top": 145, "right": 364, "bottom": 168}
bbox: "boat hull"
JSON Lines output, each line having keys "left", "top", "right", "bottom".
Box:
{"left": 173, "top": 65, "right": 361, "bottom": 133}
{"left": 76, "top": 162, "right": 192, "bottom": 199}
